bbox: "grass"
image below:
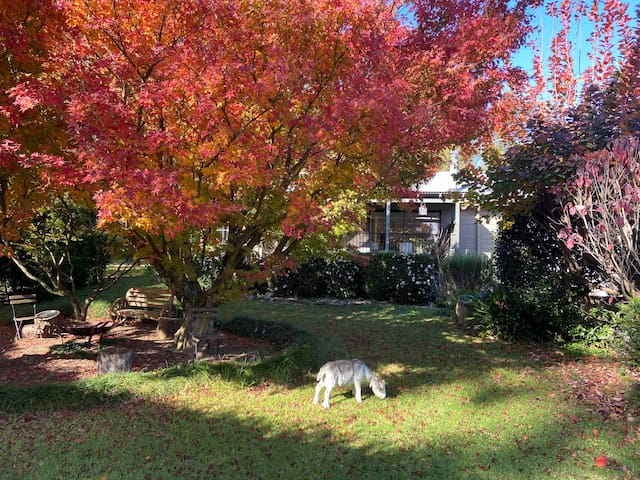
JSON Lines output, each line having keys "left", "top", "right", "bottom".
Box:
{"left": 1, "top": 297, "right": 639, "bottom": 479}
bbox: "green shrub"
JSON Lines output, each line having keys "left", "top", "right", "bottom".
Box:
{"left": 271, "top": 252, "right": 437, "bottom": 304}
{"left": 569, "top": 323, "right": 616, "bottom": 349}
{"left": 271, "top": 257, "right": 328, "bottom": 297}
{"left": 12, "top": 198, "right": 110, "bottom": 291}
{"left": 325, "top": 258, "right": 365, "bottom": 299}
{"left": 483, "top": 215, "right": 591, "bottom": 342}
{"left": 566, "top": 307, "right": 617, "bottom": 349}
{"left": 495, "top": 216, "right": 593, "bottom": 296}
{"left": 363, "top": 252, "right": 437, "bottom": 304}
{"left": 615, "top": 298, "right": 640, "bottom": 364}
{"left": 470, "top": 286, "right": 584, "bottom": 342}
{"left": 362, "top": 252, "right": 397, "bottom": 301}
{"left": 468, "top": 288, "right": 515, "bottom": 338}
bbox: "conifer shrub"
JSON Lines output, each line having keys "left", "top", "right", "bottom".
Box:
{"left": 472, "top": 216, "right": 589, "bottom": 342}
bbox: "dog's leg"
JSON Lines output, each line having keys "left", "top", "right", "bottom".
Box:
{"left": 322, "top": 384, "right": 332, "bottom": 408}
{"left": 354, "top": 379, "right": 362, "bottom": 403}
{"left": 313, "top": 382, "right": 322, "bottom": 405}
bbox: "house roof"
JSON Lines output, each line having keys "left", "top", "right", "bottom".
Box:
{"left": 415, "top": 170, "right": 466, "bottom": 196}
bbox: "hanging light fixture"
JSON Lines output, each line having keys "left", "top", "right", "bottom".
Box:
{"left": 417, "top": 202, "right": 429, "bottom": 220}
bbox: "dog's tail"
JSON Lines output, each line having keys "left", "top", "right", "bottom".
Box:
{"left": 316, "top": 370, "right": 324, "bottom": 383}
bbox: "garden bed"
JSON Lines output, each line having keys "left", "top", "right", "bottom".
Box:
{"left": 0, "top": 320, "right": 274, "bottom": 385}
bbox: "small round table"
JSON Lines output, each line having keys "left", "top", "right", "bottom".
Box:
{"left": 34, "top": 309, "right": 61, "bottom": 337}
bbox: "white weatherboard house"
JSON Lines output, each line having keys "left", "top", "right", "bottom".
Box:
{"left": 345, "top": 156, "right": 498, "bottom": 257}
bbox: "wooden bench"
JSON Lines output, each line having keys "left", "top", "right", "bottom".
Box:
{"left": 111, "top": 288, "right": 176, "bottom": 324}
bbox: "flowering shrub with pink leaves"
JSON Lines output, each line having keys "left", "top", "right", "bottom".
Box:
{"left": 558, "top": 136, "right": 640, "bottom": 298}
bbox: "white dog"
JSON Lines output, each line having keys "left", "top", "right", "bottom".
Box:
{"left": 313, "top": 359, "right": 386, "bottom": 408}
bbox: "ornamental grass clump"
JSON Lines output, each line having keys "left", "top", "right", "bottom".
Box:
{"left": 441, "top": 253, "right": 494, "bottom": 296}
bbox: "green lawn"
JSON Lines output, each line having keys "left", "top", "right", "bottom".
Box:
{"left": 1, "top": 299, "right": 638, "bottom": 479}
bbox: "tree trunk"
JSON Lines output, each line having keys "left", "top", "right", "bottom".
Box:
{"left": 157, "top": 317, "right": 180, "bottom": 339}
{"left": 70, "top": 297, "right": 84, "bottom": 322}
{"left": 174, "top": 322, "right": 195, "bottom": 351}
{"left": 151, "top": 262, "right": 210, "bottom": 350}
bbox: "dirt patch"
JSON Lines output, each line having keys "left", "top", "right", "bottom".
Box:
{"left": 0, "top": 320, "right": 273, "bottom": 385}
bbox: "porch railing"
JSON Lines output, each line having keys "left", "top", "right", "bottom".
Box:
{"left": 344, "top": 232, "right": 436, "bottom": 254}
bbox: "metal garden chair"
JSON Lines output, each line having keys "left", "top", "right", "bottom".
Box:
{"left": 9, "top": 294, "right": 37, "bottom": 340}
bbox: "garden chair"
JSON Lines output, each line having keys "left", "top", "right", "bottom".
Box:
{"left": 9, "top": 294, "right": 37, "bottom": 340}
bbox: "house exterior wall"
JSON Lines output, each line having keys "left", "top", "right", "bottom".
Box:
{"left": 457, "top": 208, "right": 498, "bottom": 258}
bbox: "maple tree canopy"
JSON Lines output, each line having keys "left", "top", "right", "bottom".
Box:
{"left": 2, "top": 0, "right": 533, "bottom": 313}
{"left": 0, "top": 0, "right": 73, "bottom": 255}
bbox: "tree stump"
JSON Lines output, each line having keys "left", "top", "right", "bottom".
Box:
{"left": 33, "top": 310, "right": 61, "bottom": 337}
{"left": 97, "top": 347, "right": 133, "bottom": 374}
{"left": 191, "top": 313, "right": 222, "bottom": 359}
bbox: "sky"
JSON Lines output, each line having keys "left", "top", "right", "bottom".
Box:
{"left": 398, "top": 1, "right": 640, "bottom": 78}
{"left": 512, "top": 0, "right": 640, "bottom": 76}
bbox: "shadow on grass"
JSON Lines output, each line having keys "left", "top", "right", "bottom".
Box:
{"left": 0, "top": 378, "right": 135, "bottom": 414}
{"left": 218, "top": 301, "right": 547, "bottom": 390}
{"left": 0, "top": 392, "right": 630, "bottom": 480}
{"left": 1, "top": 300, "right": 543, "bottom": 398}
{"left": 1, "top": 301, "right": 637, "bottom": 478}
{"left": 0, "top": 321, "right": 193, "bottom": 386}
{"left": 0, "top": 300, "right": 614, "bottom": 426}
{"left": 0, "top": 316, "right": 320, "bottom": 415}
{"left": 135, "top": 313, "right": 327, "bottom": 388}
{"left": 156, "top": 339, "right": 317, "bottom": 388}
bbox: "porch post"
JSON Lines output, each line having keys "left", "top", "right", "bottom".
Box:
{"left": 452, "top": 201, "right": 460, "bottom": 254}
{"left": 475, "top": 209, "right": 481, "bottom": 254}
{"left": 385, "top": 201, "right": 391, "bottom": 251}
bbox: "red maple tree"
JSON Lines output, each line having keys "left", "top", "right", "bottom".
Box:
{"left": 5, "top": 0, "right": 534, "bottom": 342}
{"left": 0, "top": 0, "right": 73, "bottom": 255}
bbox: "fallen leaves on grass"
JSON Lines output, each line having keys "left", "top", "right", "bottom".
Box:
{"left": 554, "top": 356, "right": 639, "bottom": 420}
